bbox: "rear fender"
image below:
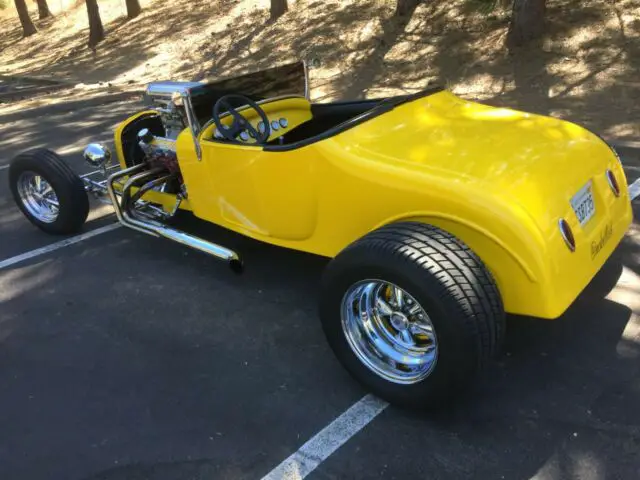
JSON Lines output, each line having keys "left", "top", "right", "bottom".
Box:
{"left": 393, "top": 214, "right": 550, "bottom": 318}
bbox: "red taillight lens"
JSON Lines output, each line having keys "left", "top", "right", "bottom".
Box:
{"left": 559, "top": 219, "right": 576, "bottom": 252}
{"left": 606, "top": 170, "right": 620, "bottom": 197}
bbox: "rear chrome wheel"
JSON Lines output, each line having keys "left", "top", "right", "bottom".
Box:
{"left": 341, "top": 280, "right": 438, "bottom": 384}
{"left": 16, "top": 172, "right": 60, "bottom": 224}
{"left": 320, "top": 222, "right": 505, "bottom": 409}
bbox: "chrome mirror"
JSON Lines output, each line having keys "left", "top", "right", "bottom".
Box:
{"left": 83, "top": 143, "right": 112, "bottom": 169}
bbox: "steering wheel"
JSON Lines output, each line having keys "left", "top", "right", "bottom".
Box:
{"left": 212, "top": 94, "right": 271, "bottom": 144}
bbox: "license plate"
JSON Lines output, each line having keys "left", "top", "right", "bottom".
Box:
{"left": 571, "top": 181, "right": 596, "bottom": 226}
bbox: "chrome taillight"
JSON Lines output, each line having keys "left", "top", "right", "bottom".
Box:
{"left": 605, "top": 169, "right": 620, "bottom": 197}
{"left": 559, "top": 219, "right": 576, "bottom": 252}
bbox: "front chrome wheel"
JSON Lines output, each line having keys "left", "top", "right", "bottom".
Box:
{"left": 16, "top": 171, "right": 60, "bottom": 223}
{"left": 10, "top": 149, "right": 89, "bottom": 234}
{"left": 340, "top": 280, "right": 438, "bottom": 385}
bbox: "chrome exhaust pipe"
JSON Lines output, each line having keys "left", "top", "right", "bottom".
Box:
{"left": 142, "top": 224, "right": 243, "bottom": 272}
{"left": 107, "top": 165, "right": 243, "bottom": 272}
{"left": 107, "top": 164, "right": 149, "bottom": 235}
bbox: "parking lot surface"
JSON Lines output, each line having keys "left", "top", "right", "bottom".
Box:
{"left": 1, "top": 97, "right": 640, "bottom": 480}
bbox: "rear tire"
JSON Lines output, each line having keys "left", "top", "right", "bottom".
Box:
{"left": 319, "top": 222, "right": 505, "bottom": 409}
{"left": 9, "top": 149, "right": 89, "bottom": 235}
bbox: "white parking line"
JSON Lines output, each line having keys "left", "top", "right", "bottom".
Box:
{"left": 261, "top": 394, "right": 389, "bottom": 480}
{"left": 628, "top": 177, "right": 640, "bottom": 201}
{"left": 0, "top": 165, "right": 9, "bottom": 171}
{"left": 0, "top": 223, "right": 121, "bottom": 270}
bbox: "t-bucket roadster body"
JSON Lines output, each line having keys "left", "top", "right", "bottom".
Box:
{"left": 8, "top": 61, "right": 633, "bottom": 408}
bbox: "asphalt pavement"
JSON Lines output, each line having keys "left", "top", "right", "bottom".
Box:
{"left": 1, "top": 95, "right": 640, "bottom": 480}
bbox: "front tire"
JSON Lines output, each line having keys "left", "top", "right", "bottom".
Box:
{"left": 9, "top": 149, "right": 90, "bottom": 235}
{"left": 319, "top": 222, "right": 505, "bottom": 409}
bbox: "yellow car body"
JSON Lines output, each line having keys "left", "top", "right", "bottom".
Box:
{"left": 8, "top": 61, "right": 633, "bottom": 408}
{"left": 112, "top": 84, "right": 631, "bottom": 321}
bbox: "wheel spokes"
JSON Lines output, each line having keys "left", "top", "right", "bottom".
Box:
{"left": 375, "top": 296, "right": 393, "bottom": 316}
{"left": 357, "top": 283, "right": 376, "bottom": 326}
{"left": 40, "top": 183, "right": 54, "bottom": 196}
{"left": 226, "top": 122, "right": 243, "bottom": 138}
{"left": 229, "top": 108, "right": 248, "bottom": 126}
{"left": 42, "top": 197, "right": 59, "bottom": 209}
{"left": 406, "top": 303, "right": 422, "bottom": 316}
{"left": 392, "top": 285, "right": 404, "bottom": 309}
{"left": 410, "top": 322, "right": 434, "bottom": 338}
{"left": 398, "top": 329, "right": 414, "bottom": 346}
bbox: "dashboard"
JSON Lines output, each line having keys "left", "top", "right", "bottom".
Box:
{"left": 213, "top": 116, "right": 291, "bottom": 142}
{"left": 201, "top": 96, "right": 313, "bottom": 145}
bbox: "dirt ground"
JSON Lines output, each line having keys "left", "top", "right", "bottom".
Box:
{"left": 0, "top": 0, "right": 638, "bottom": 139}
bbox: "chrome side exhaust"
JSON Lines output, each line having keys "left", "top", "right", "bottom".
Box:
{"left": 107, "top": 164, "right": 243, "bottom": 273}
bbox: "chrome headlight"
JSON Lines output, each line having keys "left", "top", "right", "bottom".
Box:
{"left": 83, "top": 143, "right": 112, "bottom": 168}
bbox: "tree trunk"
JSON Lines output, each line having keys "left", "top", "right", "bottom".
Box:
{"left": 270, "top": 0, "right": 287, "bottom": 21}
{"left": 35, "top": 0, "right": 52, "bottom": 19}
{"left": 506, "top": 0, "right": 546, "bottom": 48}
{"left": 395, "top": 0, "right": 419, "bottom": 17}
{"left": 85, "top": 0, "right": 104, "bottom": 48}
{"left": 14, "top": 0, "right": 37, "bottom": 36}
{"left": 125, "top": 0, "right": 141, "bottom": 19}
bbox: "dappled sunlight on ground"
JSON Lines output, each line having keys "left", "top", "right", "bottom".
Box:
{"left": 605, "top": 266, "right": 640, "bottom": 360}
{"left": 0, "top": 259, "right": 60, "bottom": 307}
{"left": 0, "top": 0, "right": 638, "bottom": 138}
{"left": 529, "top": 449, "right": 606, "bottom": 480}
{"left": 0, "top": 98, "right": 141, "bottom": 165}
{"left": 0, "top": 85, "right": 139, "bottom": 114}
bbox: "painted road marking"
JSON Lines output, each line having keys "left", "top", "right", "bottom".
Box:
{"left": 0, "top": 223, "right": 121, "bottom": 271}
{"left": 628, "top": 177, "right": 640, "bottom": 201}
{"left": 0, "top": 165, "right": 9, "bottom": 171}
{"left": 261, "top": 394, "right": 389, "bottom": 480}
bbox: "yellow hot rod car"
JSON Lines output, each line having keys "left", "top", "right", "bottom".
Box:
{"left": 8, "top": 62, "right": 633, "bottom": 408}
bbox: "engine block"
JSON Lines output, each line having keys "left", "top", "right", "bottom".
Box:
{"left": 138, "top": 129, "right": 182, "bottom": 181}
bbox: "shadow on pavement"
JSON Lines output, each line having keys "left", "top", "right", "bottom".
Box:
{"left": 1, "top": 203, "right": 639, "bottom": 479}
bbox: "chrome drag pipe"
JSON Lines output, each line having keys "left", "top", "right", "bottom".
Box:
{"left": 121, "top": 197, "right": 243, "bottom": 271}
{"left": 135, "top": 222, "right": 243, "bottom": 272}
{"left": 106, "top": 164, "right": 243, "bottom": 272}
